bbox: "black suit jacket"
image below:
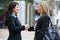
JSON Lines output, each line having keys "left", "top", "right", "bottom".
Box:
{"left": 6, "top": 14, "right": 25, "bottom": 40}
{"left": 28, "top": 15, "right": 50, "bottom": 40}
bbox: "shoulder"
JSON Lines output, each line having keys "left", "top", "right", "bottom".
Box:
{"left": 7, "top": 14, "right": 15, "bottom": 20}
{"left": 9, "top": 14, "right": 15, "bottom": 18}
{"left": 38, "top": 15, "right": 50, "bottom": 20}
{"left": 43, "top": 15, "right": 50, "bottom": 19}
{"left": 42, "top": 15, "right": 50, "bottom": 22}
{"left": 38, "top": 15, "right": 50, "bottom": 21}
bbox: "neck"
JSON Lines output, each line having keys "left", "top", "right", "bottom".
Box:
{"left": 40, "top": 12, "right": 42, "bottom": 17}
{"left": 13, "top": 12, "right": 17, "bottom": 16}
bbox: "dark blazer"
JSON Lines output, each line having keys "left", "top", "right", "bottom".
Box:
{"left": 28, "top": 15, "right": 50, "bottom": 40}
{"left": 6, "top": 14, "right": 25, "bottom": 40}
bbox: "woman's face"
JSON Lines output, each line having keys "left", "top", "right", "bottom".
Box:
{"left": 13, "top": 4, "right": 19, "bottom": 14}
{"left": 37, "top": 4, "right": 43, "bottom": 14}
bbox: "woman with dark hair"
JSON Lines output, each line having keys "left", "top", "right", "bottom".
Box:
{"left": 5, "top": 2, "right": 29, "bottom": 40}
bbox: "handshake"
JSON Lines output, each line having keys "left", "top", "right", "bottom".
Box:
{"left": 25, "top": 24, "right": 30, "bottom": 30}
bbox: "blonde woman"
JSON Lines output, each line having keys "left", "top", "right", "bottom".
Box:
{"left": 28, "top": 1, "right": 50, "bottom": 40}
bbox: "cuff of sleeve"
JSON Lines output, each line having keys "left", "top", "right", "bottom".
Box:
{"left": 28, "top": 27, "right": 34, "bottom": 31}
{"left": 21, "top": 25, "right": 25, "bottom": 30}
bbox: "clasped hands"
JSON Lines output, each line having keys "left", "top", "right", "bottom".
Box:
{"left": 25, "top": 24, "right": 30, "bottom": 30}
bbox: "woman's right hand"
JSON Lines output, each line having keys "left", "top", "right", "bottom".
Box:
{"left": 25, "top": 24, "right": 30, "bottom": 30}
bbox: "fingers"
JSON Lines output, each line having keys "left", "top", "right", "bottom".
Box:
{"left": 25, "top": 24, "right": 30, "bottom": 30}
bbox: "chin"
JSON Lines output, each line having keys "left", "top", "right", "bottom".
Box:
{"left": 16, "top": 12, "right": 18, "bottom": 14}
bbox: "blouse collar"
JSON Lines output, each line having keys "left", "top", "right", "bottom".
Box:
{"left": 11, "top": 13, "right": 17, "bottom": 18}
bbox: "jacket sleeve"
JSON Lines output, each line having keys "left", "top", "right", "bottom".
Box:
{"left": 28, "top": 26, "right": 34, "bottom": 31}
{"left": 28, "top": 20, "right": 42, "bottom": 31}
{"left": 41, "top": 16, "right": 50, "bottom": 32}
{"left": 36, "top": 19, "right": 42, "bottom": 30}
{"left": 28, "top": 18, "right": 42, "bottom": 31}
{"left": 7, "top": 16, "right": 25, "bottom": 32}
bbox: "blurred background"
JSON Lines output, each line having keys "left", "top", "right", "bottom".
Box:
{"left": 0, "top": 0, "right": 60, "bottom": 40}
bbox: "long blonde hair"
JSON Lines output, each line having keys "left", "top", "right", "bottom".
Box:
{"left": 38, "top": 1, "right": 50, "bottom": 16}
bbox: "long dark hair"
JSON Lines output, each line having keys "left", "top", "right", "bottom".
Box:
{"left": 6, "top": 2, "right": 19, "bottom": 16}
{"left": 5, "top": 2, "right": 19, "bottom": 26}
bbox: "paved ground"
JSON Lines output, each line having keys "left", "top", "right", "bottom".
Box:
{"left": 0, "top": 29, "right": 35, "bottom": 40}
